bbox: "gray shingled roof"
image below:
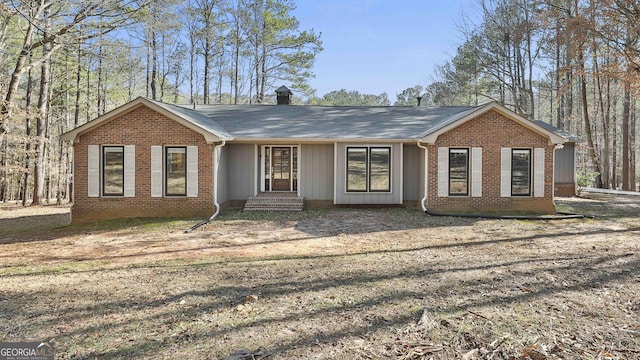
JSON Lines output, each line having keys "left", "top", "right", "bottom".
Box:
{"left": 61, "top": 97, "right": 570, "bottom": 144}
{"left": 533, "top": 120, "right": 580, "bottom": 142}
{"left": 184, "top": 104, "right": 479, "bottom": 140}
{"left": 148, "top": 99, "right": 234, "bottom": 139}
{"left": 275, "top": 85, "right": 292, "bottom": 93}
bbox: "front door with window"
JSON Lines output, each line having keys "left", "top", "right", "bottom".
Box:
{"left": 262, "top": 146, "right": 298, "bottom": 192}
{"left": 272, "top": 147, "right": 291, "bottom": 191}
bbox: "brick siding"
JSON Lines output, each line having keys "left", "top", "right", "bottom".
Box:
{"left": 72, "top": 105, "right": 215, "bottom": 224}
{"left": 427, "top": 110, "right": 557, "bottom": 214}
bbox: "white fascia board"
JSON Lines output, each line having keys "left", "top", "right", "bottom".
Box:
{"left": 146, "top": 105, "right": 227, "bottom": 144}
{"left": 420, "top": 102, "right": 567, "bottom": 145}
{"left": 60, "top": 97, "right": 230, "bottom": 144}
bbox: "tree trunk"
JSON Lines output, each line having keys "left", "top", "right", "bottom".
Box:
{"left": 32, "top": 7, "right": 52, "bottom": 206}
{"left": 97, "top": 42, "right": 103, "bottom": 115}
{"left": 612, "top": 83, "right": 618, "bottom": 189}
{"left": 259, "top": 33, "right": 267, "bottom": 102}
{"left": 579, "top": 50, "right": 603, "bottom": 188}
{"left": 190, "top": 29, "right": 195, "bottom": 104}
{"left": 0, "top": 8, "right": 38, "bottom": 135}
{"left": 622, "top": 79, "right": 631, "bottom": 190}
{"left": 630, "top": 98, "right": 636, "bottom": 190}
{"left": 564, "top": 2, "right": 573, "bottom": 132}
{"left": 146, "top": 33, "right": 150, "bottom": 98}
{"left": 74, "top": 39, "right": 82, "bottom": 127}
{"left": 234, "top": 22, "right": 240, "bottom": 105}
{"left": 597, "top": 51, "right": 611, "bottom": 189}
{"left": 85, "top": 54, "right": 91, "bottom": 120}
{"left": 254, "top": 41, "right": 259, "bottom": 103}
{"left": 151, "top": 32, "right": 158, "bottom": 100}
{"left": 204, "top": 36, "right": 210, "bottom": 104}
{"left": 22, "top": 50, "right": 35, "bottom": 206}
{"left": 555, "top": 18, "right": 564, "bottom": 129}
{"left": 0, "top": 138, "right": 7, "bottom": 202}
{"left": 217, "top": 50, "right": 224, "bottom": 103}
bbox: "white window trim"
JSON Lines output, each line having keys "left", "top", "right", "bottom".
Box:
{"left": 500, "top": 148, "right": 512, "bottom": 198}
{"left": 87, "top": 145, "right": 100, "bottom": 198}
{"left": 437, "top": 147, "right": 448, "bottom": 197}
{"left": 123, "top": 145, "right": 136, "bottom": 197}
{"left": 186, "top": 145, "right": 198, "bottom": 197}
{"left": 471, "top": 147, "right": 482, "bottom": 197}
{"left": 151, "top": 146, "right": 163, "bottom": 197}
{"left": 534, "top": 148, "right": 545, "bottom": 198}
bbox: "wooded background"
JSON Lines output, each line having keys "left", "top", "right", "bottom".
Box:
{"left": 0, "top": 0, "right": 638, "bottom": 206}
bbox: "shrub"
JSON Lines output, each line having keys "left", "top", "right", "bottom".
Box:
{"left": 577, "top": 168, "right": 599, "bottom": 195}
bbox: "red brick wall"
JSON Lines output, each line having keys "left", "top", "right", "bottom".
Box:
{"left": 427, "top": 110, "right": 557, "bottom": 214}
{"left": 555, "top": 183, "right": 576, "bottom": 197}
{"left": 72, "top": 105, "right": 215, "bottom": 224}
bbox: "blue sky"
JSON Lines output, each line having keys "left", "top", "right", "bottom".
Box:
{"left": 292, "top": 0, "right": 474, "bottom": 99}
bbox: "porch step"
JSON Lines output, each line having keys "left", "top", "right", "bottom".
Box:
{"left": 243, "top": 193, "right": 304, "bottom": 212}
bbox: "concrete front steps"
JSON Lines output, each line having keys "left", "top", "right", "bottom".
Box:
{"left": 243, "top": 192, "right": 304, "bottom": 212}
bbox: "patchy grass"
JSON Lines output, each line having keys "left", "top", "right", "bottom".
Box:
{"left": 1, "top": 193, "right": 639, "bottom": 359}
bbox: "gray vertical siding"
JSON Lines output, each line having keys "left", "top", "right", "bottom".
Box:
{"left": 334, "top": 143, "right": 403, "bottom": 205}
{"left": 554, "top": 143, "right": 575, "bottom": 183}
{"left": 300, "top": 144, "right": 334, "bottom": 200}
{"left": 227, "top": 143, "right": 256, "bottom": 200}
{"left": 403, "top": 144, "right": 421, "bottom": 201}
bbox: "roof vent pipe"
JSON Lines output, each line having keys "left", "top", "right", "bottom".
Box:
{"left": 416, "top": 96, "right": 423, "bottom": 107}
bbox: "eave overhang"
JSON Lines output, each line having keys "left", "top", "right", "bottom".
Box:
{"left": 419, "top": 102, "right": 567, "bottom": 145}
{"left": 60, "top": 97, "right": 231, "bottom": 144}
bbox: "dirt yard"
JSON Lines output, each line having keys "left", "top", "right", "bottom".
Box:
{"left": 0, "top": 193, "right": 639, "bottom": 359}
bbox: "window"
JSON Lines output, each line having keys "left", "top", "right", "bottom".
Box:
{"left": 166, "top": 147, "right": 187, "bottom": 196}
{"left": 370, "top": 147, "right": 390, "bottom": 191}
{"left": 151, "top": 145, "right": 197, "bottom": 198}
{"left": 449, "top": 148, "right": 468, "bottom": 196}
{"left": 346, "top": 146, "right": 391, "bottom": 192}
{"left": 103, "top": 146, "right": 124, "bottom": 196}
{"left": 88, "top": 145, "right": 134, "bottom": 198}
{"left": 511, "top": 149, "right": 531, "bottom": 196}
{"left": 347, "top": 148, "right": 367, "bottom": 191}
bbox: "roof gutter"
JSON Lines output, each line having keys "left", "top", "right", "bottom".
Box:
{"left": 229, "top": 137, "right": 411, "bottom": 144}
{"left": 186, "top": 140, "right": 226, "bottom": 233}
{"left": 416, "top": 141, "right": 428, "bottom": 212}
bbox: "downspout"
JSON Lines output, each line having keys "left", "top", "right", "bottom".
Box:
{"left": 186, "top": 140, "right": 226, "bottom": 233}
{"left": 210, "top": 140, "right": 226, "bottom": 220}
{"left": 416, "top": 141, "right": 428, "bottom": 212}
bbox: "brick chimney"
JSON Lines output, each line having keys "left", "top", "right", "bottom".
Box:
{"left": 275, "top": 85, "right": 292, "bottom": 105}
